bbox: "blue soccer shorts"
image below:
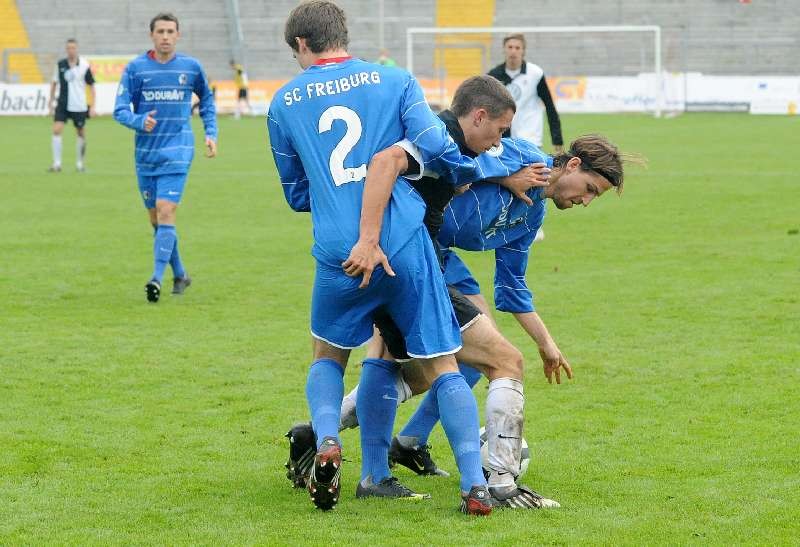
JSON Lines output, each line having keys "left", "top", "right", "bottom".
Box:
{"left": 137, "top": 173, "right": 188, "bottom": 209}
{"left": 440, "top": 248, "right": 481, "bottom": 296}
{"left": 310, "top": 227, "right": 462, "bottom": 359}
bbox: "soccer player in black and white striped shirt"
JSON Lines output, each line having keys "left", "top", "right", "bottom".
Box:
{"left": 48, "top": 39, "right": 95, "bottom": 172}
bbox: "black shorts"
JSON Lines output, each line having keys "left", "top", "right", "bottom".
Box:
{"left": 54, "top": 108, "right": 88, "bottom": 129}
{"left": 238, "top": 88, "right": 248, "bottom": 99}
{"left": 374, "top": 285, "right": 482, "bottom": 360}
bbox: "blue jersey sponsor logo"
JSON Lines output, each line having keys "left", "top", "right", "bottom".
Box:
{"left": 141, "top": 89, "right": 186, "bottom": 101}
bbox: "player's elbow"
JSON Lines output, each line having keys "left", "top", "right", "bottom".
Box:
{"left": 112, "top": 107, "right": 126, "bottom": 124}
{"left": 369, "top": 146, "right": 407, "bottom": 177}
{"left": 289, "top": 200, "right": 310, "bottom": 213}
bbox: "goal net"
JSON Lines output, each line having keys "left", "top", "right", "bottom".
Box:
{"left": 406, "top": 26, "right": 664, "bottom": 116}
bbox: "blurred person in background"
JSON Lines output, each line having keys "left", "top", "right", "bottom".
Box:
{"left": 48, "top": 38, "right": 95, "bottom": 173}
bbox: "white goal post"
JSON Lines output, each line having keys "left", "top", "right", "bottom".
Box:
{"left": 406, "top": 25, "right": 663, "bottom": 117}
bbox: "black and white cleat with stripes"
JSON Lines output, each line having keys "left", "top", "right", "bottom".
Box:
{"left": 488, "top": 484, "right": 560, "bottom": 509}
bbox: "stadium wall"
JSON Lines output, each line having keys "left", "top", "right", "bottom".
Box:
{"left": 4, "top": 1, "right": 799, "bottom": 115}
{"left": 11, "top": 0, "right": 800, "bottom": 82}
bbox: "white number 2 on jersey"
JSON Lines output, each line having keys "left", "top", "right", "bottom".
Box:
{"left": 318, "top": 106, "right": 367, "bottom": 186}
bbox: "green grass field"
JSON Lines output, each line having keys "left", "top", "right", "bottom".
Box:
{"left": 1, "top": 113, "right": 798, "bottom": 545}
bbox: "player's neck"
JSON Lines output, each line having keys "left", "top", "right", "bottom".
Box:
{"left": 312, "top": 48, "right": 350, "bottom": 63}
{"left": 154, "top": 51, "right": 177, "bottom": 64}
{"left": 505, "top": 60, "right": 523, "bottom": 71}
{"left": 543, "top": 172, "right": 561, "bottom": 199}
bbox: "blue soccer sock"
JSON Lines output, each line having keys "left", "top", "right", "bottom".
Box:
{"left": 305, "top": 358, "right": 345, "bottom": 449}
{"left": 357, "top": 358, "right": 399, "bottom": 483}
{"left": 432, "top": 371, "right": 486, "bottom": 492}
{"left": 397, "top": 363, "right": 482, "bottom": 447}
{"left": 152, "top": 224, "right": 177, "bottom": 283}
{"left": 169, "top": 237, "right": 186, "bottom": 279}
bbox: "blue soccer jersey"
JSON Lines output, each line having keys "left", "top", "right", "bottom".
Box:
{"left": 438, "top": 137, "right": 554, "bottom": 313}
{"left": 114, "top": 51, "right": 217, "bottom": 176}
{"left": 268, "top": 57, "right": 477, "bottom": 267}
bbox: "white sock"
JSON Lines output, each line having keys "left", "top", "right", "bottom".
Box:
{"left": 395, "top": 372, "right": 413, "bottom": 404}
{"left": 485, "top": 377, "right": 525, "bottom": 488}
{"left": 76, "top": 136, "right": 85, "bottom": 167}
{"left": 338, "top": 372, "right": 411, "bottom": 431}
{"left": 339, "top": 385, "right": 359, "bottom": 430}
{"left": 52, "top": 135, "right": 62, "bottom": 166}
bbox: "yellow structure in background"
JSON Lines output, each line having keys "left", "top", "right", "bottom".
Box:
{"left": 0, "top": 0, "right": 44, "bottom": 82}
{"left": 435, "top": 0, "right": 495, "bottom": 79}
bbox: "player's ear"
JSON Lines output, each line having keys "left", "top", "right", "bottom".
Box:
{"left": 567, "top": 156, "right": 582, "bottom": 171}
{"left": 473, "top": 108, "right": 487, "bottom": 126}
{"left": 294, "top": 37, "right": 306, "bottom": 53}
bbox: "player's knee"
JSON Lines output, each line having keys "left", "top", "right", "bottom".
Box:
{"left": 312, "top": 338, "right": 350, "bottom": 367}
{"left": 489, "top": 341, "right": 524, "bottom": 380}
{"left": 401, "top": 361, "right": 431, "bottom": 395}
{"left": 155, "top": 202, "right": 177, "bottom": 224}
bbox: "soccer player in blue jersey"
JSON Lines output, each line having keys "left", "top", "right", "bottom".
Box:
{"left": 269, "top": 1, "right": 492, "bottom": 515}
{"left": 113, "top": 12, "right": 217, "bottom": 303}
{"left": 437, "top": 133, "right": 625, "bottom": 380}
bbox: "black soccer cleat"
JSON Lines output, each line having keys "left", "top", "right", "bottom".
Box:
{"left": 489, "top": 484, "right": 561, "bottom": 509}
{"left": 460, "top": 485, "right": 494, "bottom": 516}
{"left": 285, "top": 423, "right": 315, "bottom": 489}
{"left": 145, "top": 279, "right": 161, "bottom": 303}
{"left": 47, "top": 165, "right": 62, "bottom": 173}
{"left": 172, "top": 275, "right": 192, "bottom": 295}
{"left": 355, "top": 476, "right": 430, "bottom": 500}
{"left": 388, "top": 437, "right": 450, "bottom": 477}
{"left": 307, "top": 436, "right": 342, "bottom": 511}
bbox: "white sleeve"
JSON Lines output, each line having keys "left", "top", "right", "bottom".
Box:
{"left": 392, "top": 138, "right": 425, "bottom": 181}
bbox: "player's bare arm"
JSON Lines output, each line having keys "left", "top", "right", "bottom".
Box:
{"left": 513, "top": 311, "right": 573, "bottom": 384}
{"left": 48, "top": 81, "right": 57, "bottom": 116}
{"left": 342, "top": 145, "right": 406, "bottom": 287}
{"left": 88, "top": 84, "right": 96, "bottom": 118}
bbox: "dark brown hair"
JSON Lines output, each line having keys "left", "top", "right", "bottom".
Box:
{"left": 451, "top": 75, "right": 516, "bottom": 119}
{"left": 150, "top": 13, "right": 179, "bottom": 32}
{"left": 284, "top": 1, "right": 349, "bottom": 53}
{"left": 552, "top": 134, "right": 644, "bottom": 194}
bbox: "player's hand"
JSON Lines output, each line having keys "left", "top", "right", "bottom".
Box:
{"left": 342, "top": 239, "right": 396, "bottom": 289}
{"left": 539, "top": 342, "right": 573, "bottom": 385}
{"left": 88, "top": 107, "right": 96, "bottom": 119}
{"left": 143, "top": 110, "right": 157, "bottom": 132}
{"left": 454, "top": 183, "right": 472, "bottom": 196}
{"left": 499, "top": 163, "right": 550, "bottom": 206}
{"left": 205, "top": 137, "right": 217, "bottom": 158}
